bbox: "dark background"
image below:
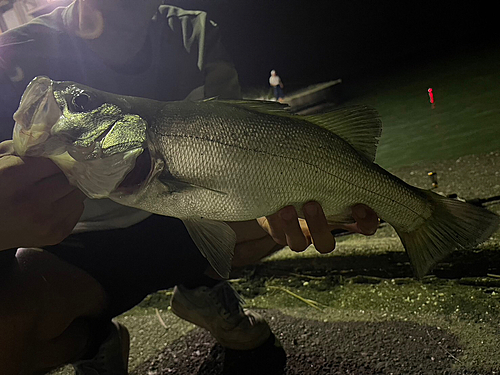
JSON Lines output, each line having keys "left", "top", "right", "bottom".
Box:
{"left": 166, "top": 1, "right": 496, "bottom": 93}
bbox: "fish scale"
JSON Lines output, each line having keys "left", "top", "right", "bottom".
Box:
{"left": 12, "top": 76, "right": 499, "bottom": 279}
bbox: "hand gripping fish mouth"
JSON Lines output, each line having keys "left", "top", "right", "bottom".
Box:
{"left": 12, "top": 76, "right": 156, "bottom": 199}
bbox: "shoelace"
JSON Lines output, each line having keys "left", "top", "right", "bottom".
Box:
{"left": 211, "top": 282, "right": 245, "bottom": 319}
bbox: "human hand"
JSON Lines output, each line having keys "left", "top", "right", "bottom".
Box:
{"left": 0, "top": 140, "right": 86, "bottom": 251}
{"left": 257, "top": 202, "right": 379, "bottom": 254}
{"left": 224, "top": 220, "right": 283, "bottom": 269}
{"left": 223, "top": 202, "right": 379, "bottom": 270}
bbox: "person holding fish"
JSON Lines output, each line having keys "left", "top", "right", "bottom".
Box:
{"left": 0, "top": 0, "right": 380, "bottom": 374}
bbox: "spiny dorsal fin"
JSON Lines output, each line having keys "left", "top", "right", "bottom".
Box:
{"left": 305, "top": 105, "right": 382, "bottom": 162}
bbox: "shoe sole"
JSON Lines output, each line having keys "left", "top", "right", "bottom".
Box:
{"left": 114, "top": 321, "right": 130, "bottom": 371}
{"left": 170, "top": 295, "right": 271, "bottom": 350}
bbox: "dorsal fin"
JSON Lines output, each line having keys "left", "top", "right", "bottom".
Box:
{"left": 305, "top": 105, "right": 382, "bottom": 162}
{"left": 216, "top": 99, "right": 291, "bottom": 113}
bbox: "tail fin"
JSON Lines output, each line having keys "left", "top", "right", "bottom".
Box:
{"left": 395, "top": 191, "right": 499, "bottom": 279}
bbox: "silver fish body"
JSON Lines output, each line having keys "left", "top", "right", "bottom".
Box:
{"left": 142, "top": 101, "right": 428, "bottom": 229}
{"left": 13, "top": 76, "right": 499, "bottom": 278}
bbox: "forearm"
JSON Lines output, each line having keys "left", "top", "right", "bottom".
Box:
{"left": 0, "top": 70, "right": 22, "bottom": 142}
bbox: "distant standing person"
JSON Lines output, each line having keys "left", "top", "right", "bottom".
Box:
{"left": 269, "top": 69, "right": 285, "bottom": 102}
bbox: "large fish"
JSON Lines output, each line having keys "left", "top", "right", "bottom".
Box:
{"left": 12, "top": 76, "right": 499, "bottom": 278}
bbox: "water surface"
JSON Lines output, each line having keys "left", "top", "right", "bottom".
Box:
{"left": 345, "top": 47, "right": 500, "bottom": 169}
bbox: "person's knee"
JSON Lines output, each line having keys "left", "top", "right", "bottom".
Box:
{"left": 0, "top": 249, "right": 106, "bottom": 343}
{"left": 0, "top": 249, "right": 108, "bottom": 372}
{"left": 13, "top": 248, "right": 107, "bottom": 340}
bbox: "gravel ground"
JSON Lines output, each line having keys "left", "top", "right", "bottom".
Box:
{"left": 132, "top": 310, "right": 471, "bottom": 375}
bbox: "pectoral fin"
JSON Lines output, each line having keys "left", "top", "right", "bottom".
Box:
{"left": 182, "top": 218, "right": 236, "bottom": 278}
{"left": 158, "top": 172, "right": 228, "bottom": 195}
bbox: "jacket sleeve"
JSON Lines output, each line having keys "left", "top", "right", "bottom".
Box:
{"left": 161, "top": 6, "right": 242, "bottom": 101}
{"left": 0, "top": 69, "right": 22, "bottom": 142}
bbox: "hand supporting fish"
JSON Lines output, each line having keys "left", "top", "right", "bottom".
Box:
{"left": 12, "top": 76, "right": 499, "bottom": 279}
{"left": 0, "top": 140, "right": 86, "bottom": 251}
{"left": 257, "top": 202, "right": 378, "bottom": 254}
{"left": 223, "top": 203, "right": 378, "bottom": 277}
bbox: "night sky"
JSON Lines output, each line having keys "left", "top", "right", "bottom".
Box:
{"left": 167, "top": 1, "right": 496, "bottom": 91}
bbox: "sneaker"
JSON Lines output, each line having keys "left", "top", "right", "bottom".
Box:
{"left": 72, "top": 320, "right": 130, "bottom": 375}
{"left": 170, "top": 281, "right": 271, "bottom": 350}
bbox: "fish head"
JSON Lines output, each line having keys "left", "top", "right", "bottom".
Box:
{"left": 13, "top": 76, "right": 154, "bottom": 198}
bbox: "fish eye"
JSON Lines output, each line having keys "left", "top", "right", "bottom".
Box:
{"left": 71, "top": 93, "right": 92, "bottom": 112}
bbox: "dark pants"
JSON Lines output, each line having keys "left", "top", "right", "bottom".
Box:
{"left": 273, "top": 85, "right": 284, "bottom": 100}
{"left": 1, "top": 214, "right": 209, "bottom": 319}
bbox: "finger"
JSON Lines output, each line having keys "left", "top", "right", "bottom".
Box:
{"left": 34, "top": 172, "right": 80, "bottom": 202}
{"left": 20, "top": 189, "right": 85, "bottom": 247}
{"left": 303, "top": 201, "right": 336, "bottom": 254}
{"left": 6, "top": 156, "right": 63, "bottom": 185}
{"left": 53, "top": 189, "right": 86, "bottom": 225}
{"left": 262, "top": 212, "right": 287, "bottom": 245}
{"left": 43, "top": 197, "right": 85, "bottom": 245}
{"left": 0, "top": 140, "right": 14, "bottom": 155}
{"left": 348, "top": 204, "right": 379, "bottom": 235}
{"left": 279, "top": 205, "right": 309, "bottom": 252}
{"left": 25, "top": 157, "right": 64, "bottom": 180}
{"left": 55, "top": 187, "right": 86, "bottom": 208}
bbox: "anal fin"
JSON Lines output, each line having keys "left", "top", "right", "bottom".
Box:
{"left": 182, "top": 218, "right": 236, "bottom": 278}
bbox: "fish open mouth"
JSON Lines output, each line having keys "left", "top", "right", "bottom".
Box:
{"left": 116, "top": 148, "right": 152, "bottom": 194}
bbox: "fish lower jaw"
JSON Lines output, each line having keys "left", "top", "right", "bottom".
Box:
{"left": 12, "top": 123, "right": 50, "bottom": 156}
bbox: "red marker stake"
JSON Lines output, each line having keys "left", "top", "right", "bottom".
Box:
{"left": 427, "top": 87, "right": 436, "bottom": 109}
{"left": 428, "top": 88, "right": 435, "bottom": 109}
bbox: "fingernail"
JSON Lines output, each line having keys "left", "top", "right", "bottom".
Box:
{"left": 353, "top": 205, "right": 366, "bottom": 219}
{"left": 304, "top": 202, "right": 317, "bottom": 216}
